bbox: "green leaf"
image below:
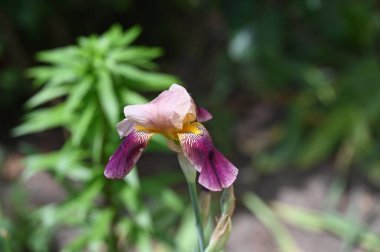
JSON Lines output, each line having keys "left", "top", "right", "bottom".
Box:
{"left": 160, "top": 189, "right": 184, "bottom": 213}
{"left": 112, "top": 65, "right": 178, "bottom": 91}
{"left": 37, "top": 46, "right": 81, "bottom": 65}
{"left": 119, "top": 25, "right": 142, "bottom": 47}
{"left": 62, "top": 234, "right": 88, "bottom": 252}
{"left": 27, "top": 67, "right": 77, "bottom": 87}
{"left": 136, "top": 231, "right": 153, "bottom": 252}
{"left": 55, "top": 179, "right": 104, "bottom": 226}
{"left": 175, "top": 207, "right": 197, "bottom": 252}
{"left": 96, "top": 71, "right": 119, "bottom": 126}
{"left": 120, "top": 178, "right": 140, "bottom": 213}
{"left": 118, "top": 170, "right": 154, "bottom": 231}
{"left": 103, "top": 24, "right": 123, "bottom": 39}
{"left": 64, "top": 77, "right": 92, "bottom": 114}
{"left": 128, "top": 58, "right": 159, "bottom": 70}
{"left": 26, "top": 86, "right": 70, "bottom": 108}
{"left": 27, "top": 66, "right": 58, "bottom": 86}
{"left": 89, "top": 209, "right": 114, "bottom": 242}
{"left": 22, "top": 147, "right": 88, "bottom": 179}
{"left": 71, "top": 105, "right": 96, "bottom": 146}
{"left": 109, "top": 47, "right": 163, "bottom": 63}
{"left": 22, "top": 152, "right": 60, "bottom": 177}
{"left": 13, "top": 105, "right": 67, "bottom": 136}
{"left": 296, "top": 107, "right": 353, "bottom": 168}
{"left": 45, "top": 68, "right": 78, "bottom": 87}
{"left": 91, "top": 122, "right": 104, "bottom": 163}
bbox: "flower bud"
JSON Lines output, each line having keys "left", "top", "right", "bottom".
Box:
{"left": 205, "top": 187, "right": 235, "bottom": 252}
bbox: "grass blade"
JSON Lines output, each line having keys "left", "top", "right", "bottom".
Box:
{"left": 243, "top": 193, "right": 301, "bottom": 252}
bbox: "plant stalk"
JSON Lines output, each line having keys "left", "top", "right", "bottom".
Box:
{"left": 187, "top": 182, "right": 206, "bottom": 252}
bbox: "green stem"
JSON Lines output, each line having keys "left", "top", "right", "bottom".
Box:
{"left": 187, "top": 182, "right": 205, "bottom": 252}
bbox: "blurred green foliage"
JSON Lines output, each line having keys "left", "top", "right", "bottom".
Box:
{"left": 11, "top": 25, "right": 193, "bottom": 251}
{"left": 245, "top": 188, "right": 380, "bottom": 252}
{"left": 220, "top": 0, "right": 380, "bottom": 184}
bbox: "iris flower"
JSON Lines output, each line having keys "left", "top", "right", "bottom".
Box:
{"left": 104, "top": 84, "right": 238, "bottom": 191}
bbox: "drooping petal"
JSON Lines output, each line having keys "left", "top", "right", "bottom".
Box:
{"left": 124, "top": 84, "right": 196, "bottom": 131}
{"left": 196, "top": 106, "right": 213, "bottom": 122}
{"left": 104, "top": 129, "right": 154, "bottom": 179}
{"left": 198, "top": 148, "right": 238, "bottom": 191}
{"left": 177, "top": 123, "right": 238, "bottom": 191}
{"left": 116, "top": 118, "right": 135, "bottom": 138}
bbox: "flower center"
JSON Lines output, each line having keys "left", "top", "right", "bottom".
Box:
{"left": 134, "top": 122, "right": 202, "bottom": 142}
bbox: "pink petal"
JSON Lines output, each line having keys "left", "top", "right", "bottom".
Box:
{"left": 116, "top": 119, "right": 135, "bottom": 138}
{"left": 124, "top": 84, "right": 196, "bottom": 131}
{"left": 177, "top": 123, "right": 238, "bottom": 191}
{"left": 104, "top": 129, "right": 153, "bottom": 179}
{"left": 123, "top": 104, "right": 154, "bottom": 128}
{"left": 196, "top": 107, "right": 213, "bottom": 122}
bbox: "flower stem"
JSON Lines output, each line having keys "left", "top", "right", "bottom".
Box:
{"left": 187, "top": 182, "right": 206, "bottom": 252}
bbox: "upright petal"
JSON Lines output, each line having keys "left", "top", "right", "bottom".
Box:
{"left": 124, "top": 84, "right": 197, "bottom": 131}
{"left": 177, "top": 123, "right": 238, "bottom": 191}
{"left": 123, "top": 104, "right": 155, "bottom": 129}
{"left": 104, "top": 129, "right": 153, "bottom": 179}
{"left": 196, "top": 106, "right": 213, "bottom": 122}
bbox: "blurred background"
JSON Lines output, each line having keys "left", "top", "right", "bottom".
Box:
{"left": 1, "top": 0, "right": 380, "bottom": 251}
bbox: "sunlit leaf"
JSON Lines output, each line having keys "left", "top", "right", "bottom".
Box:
{"left": 91, "top": 122, "right": 104, "bottom": 163}
{"left": 22, "top": 147, "right": 88, "bottom": 179}
{"left": 26, "top": 86, "right": 70, "bottom": 108}
{"left": 118, "top": 25, "right": 142, "bottom": 47}
{"left": 27, "top": 66, "right": 59, "bottom": 86}
{"left": 96, "top": 71, "right": 119, "bottom": 126}
{"left": 71, "top": 105, "right": 96, "bottom": 146}
{"left": 64, "top": 77, "right": 92, "bottom": 114}
{"left": 110, "top": 47, "right": 163, "bottom": 63}
{"left": 37, "top": 46, "right": 81, "bottom": 65}
{"left": 13, "top": 105, "right": 67, "bottom": 136}
{"left": 112, "top": 65, "right": 178, "bottom": 91}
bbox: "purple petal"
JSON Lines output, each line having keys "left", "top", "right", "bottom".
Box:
{"left": 178, "top": 123, "right": 238, "bottom": 191}
{"left": 198, "top": 147, "right": 238, "bottom": 191}
{"left": 104, "top": 130, "right": 153, "bottom": 179}
{"left": 196, "top": 107, "right": 213, "bottom": 122}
